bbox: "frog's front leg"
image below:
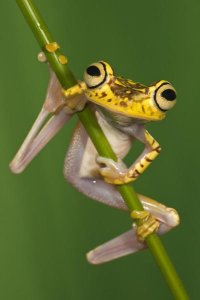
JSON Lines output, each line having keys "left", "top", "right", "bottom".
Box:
{"left": 97, "top": 124, "right": 161, "bottom": 184}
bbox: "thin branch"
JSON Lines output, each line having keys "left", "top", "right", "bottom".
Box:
{"left": 16, "top": 1, "right": 189, "bottom": 299}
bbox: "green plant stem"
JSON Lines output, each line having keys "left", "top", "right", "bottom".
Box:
{"left": 16, "top": 1, "right": 189, "bottom": 299}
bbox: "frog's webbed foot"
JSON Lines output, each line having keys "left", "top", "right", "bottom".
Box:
{"left": 96, "top": 156, "right": 136, "bottom": 184}
{"left": 131, "top": 210, "right": 159, "bottom": 241}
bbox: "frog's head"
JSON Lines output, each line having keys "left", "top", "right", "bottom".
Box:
{"left": 83, "top": 61, "right": 177, "bottom": 121}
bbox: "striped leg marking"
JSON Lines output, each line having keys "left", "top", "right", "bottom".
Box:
{"left": 127, "top": 130, "right": 161, "bottom": 181}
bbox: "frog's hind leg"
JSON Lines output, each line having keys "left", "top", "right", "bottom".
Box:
{"left": 64, "top": 123, "right": 180, "bottom": 264}
{"left": 87, "top": 204, "right": 179, "bottom": 265}
{"left": 87, "top": 229, "right": 145, "bottom": 264}
{"left": 64, "top": 122, "right": 179, "bottom": 225}
{"left": 64, "top": 122, "right": 127, "bottom": 210}
{"left": 86, "top": 194, "right": 179, "bottom": 264}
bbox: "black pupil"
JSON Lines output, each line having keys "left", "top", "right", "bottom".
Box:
{"left": 86, "top": 65, "right": 101, "bottom": 77}
{"left": 161, "top": 89, "right": 176, "bottom": 101}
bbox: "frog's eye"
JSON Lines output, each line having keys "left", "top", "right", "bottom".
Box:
{"left": 84, "top": 61, "right": 113, "bottom": 89}
{"left": 153, "top": 82, "right": 177, "bottom": 111}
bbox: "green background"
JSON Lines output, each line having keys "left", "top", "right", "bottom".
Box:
{"left": 0, "top": 0, "right": 199, "bottom": 299}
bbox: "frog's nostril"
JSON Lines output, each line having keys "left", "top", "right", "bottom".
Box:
{"left": 86, "top": 66, "right": 101, "bottom": 77}
{"left": 161, "top": 89, "right": 176, "bottom": 101}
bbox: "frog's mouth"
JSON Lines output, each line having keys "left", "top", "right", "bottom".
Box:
{"left": 89, "top": 97, "right": 166, "bottom": 122}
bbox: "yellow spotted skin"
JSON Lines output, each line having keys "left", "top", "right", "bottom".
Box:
{"left": 63, "top": 61, "right": 177, "bottom": 122}
{"left": 84, "top": 77, "right": 166, "bottom": 121}
{"left": 63, "top": 63, "right": 171, "bottom": 122}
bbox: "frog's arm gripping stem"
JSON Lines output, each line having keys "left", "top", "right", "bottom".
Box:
{"left": 127, "top": 129, "right": 161, "bottom": 181}
{"left": 62, "top": 82, "right": 86, "bottom": 98}
{"left": 97, "top": 125, "right": 161, "bottom": 185}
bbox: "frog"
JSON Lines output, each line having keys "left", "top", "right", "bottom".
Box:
{"left": 10, "top": 53, "right": 180, "bottom": 264}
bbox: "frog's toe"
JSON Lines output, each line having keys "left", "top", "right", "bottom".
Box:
{"left": 131, "top": 210, "right": 159, "bottom": 241}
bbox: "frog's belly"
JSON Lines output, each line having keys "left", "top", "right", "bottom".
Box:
{"left": 79, "top": 112, "right": 132, "bottom": 178}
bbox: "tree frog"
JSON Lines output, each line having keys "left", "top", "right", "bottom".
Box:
{"left": 10, "top": 54, "right": 180, "bottom": 264}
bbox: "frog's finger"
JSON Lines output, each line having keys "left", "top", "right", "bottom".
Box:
{"left": 96, "top": 156, "right": 116, "bottom": 169}
{"left": 97, "top": 157, "right": 131, "bottom": 184}
{"left": 98, "top": 166, "right": 118, "bottom": 177}
{"left": 97, "top": 156, "right": 126, "bottom": 170}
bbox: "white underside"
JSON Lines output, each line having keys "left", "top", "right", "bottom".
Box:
{"left": 79, "top": 111, "right": 132, "bottom": 178}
